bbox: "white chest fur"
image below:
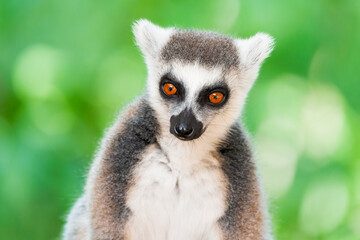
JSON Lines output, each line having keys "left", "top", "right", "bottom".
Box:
{"left": 125, "top": 143, "right": 227, "bottom": 240}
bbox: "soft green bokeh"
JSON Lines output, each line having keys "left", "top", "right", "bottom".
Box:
{"left": 0, "top": 0, "right": 359, "bottom": 239}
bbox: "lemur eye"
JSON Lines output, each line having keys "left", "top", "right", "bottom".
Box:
{"left": 209, "top": 92, "right": 224, "bottom": 104}
{"left": 163, "top": 83, "right": 177, "bottom": 96}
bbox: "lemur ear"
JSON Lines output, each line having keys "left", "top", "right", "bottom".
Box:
{"left": 236, "top": 33, "right": 275, "bottom": 69}
{"left": 133, "top": 19, "right": 173, "bottom": 59}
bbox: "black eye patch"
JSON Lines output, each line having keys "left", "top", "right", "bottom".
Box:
{"left": 197, "top": 82, "right": 229, "bottom": 108}
{"left": 159, "top": 73, "right": 185, "bottom": 101}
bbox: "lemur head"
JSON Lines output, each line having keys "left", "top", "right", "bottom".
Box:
{"left": 133, "top": 20, "right": 274, "bottom": 142}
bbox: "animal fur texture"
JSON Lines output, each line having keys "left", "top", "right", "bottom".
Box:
{"left": 63, "top": 19, "right": 275, "bottom": 240}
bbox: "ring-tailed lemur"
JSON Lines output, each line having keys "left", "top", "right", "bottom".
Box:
{"left": 63, "top": 19, "right": 275, "bottom": 240}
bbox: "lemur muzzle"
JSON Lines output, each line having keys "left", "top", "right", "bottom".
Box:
{"left": 170, "top": 108, "right": 203, "bottom": 141}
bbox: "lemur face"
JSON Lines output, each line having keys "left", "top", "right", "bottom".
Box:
{"left": 153, "top": 64, "right": 245, "bottom": 142}
{"left": 157, "top": 63, "right": 233, "bottom": 141}
{"left": 133, "top": 20, "right": 274, "bottom": 141}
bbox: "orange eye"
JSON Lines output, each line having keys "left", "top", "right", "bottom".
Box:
{"left": 163, "top": 83, "right": 177, "bottom": 96}
{"left": 209, "top": 92, "right": 224, "bottom": 104}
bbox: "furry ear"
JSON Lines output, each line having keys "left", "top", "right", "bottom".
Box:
{"left": 132, "top": 19, "right": 173, "bottom": 59}
{"left": 236, "top": 33, "right": 275, "bottom": 69}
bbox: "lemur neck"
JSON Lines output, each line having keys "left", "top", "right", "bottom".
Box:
{"left": 155, "top": 123, "right": 228, "bottom": 172}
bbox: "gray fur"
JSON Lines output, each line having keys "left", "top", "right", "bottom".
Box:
{"left": 217, "top": 124, "right": 257, "bottom": 237}
{"left": 161, "top": 30, "right": 240, "bottom": 69}
{"left": 99, "top": 99, "right": 159, "bottom": 221}
{"left": 64, "top": 99, "right": 159, "bottom": 240}
{"left": 63, "top": 196, "right": 88, "bottom": 240}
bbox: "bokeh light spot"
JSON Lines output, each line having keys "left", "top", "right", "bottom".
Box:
{"left": 28, "top": 100, "right": 75, "bottom": 135}
{"left": 301, "top": 84, "right": 345, "bottom": 161}
{"left": 256, "top": 118, "right": 299, "bottom": 198}
{"left": 349, "top": 206, "right": 360, "bottom": 237}
{"left": 300, "top": 174, "right": 349, "bottom": 236}
{"left": 13, "top": 45, "right": 64, "bottom": 100}
{"left": 213, "top": 0, "right": 240, "bottom": 31}
{"left": 256, "top": 76, "right": 306, "bottom": 198}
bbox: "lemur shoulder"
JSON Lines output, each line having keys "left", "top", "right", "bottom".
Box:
{"left": 63, "top": 19, "right": 275, "bottom": 240}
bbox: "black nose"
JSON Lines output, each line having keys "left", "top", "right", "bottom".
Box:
{"left": 174, "top": 123, "right": 194, "bottom": 138}
{"left": 170, "top": 108, "right": 203, "bottom": 141}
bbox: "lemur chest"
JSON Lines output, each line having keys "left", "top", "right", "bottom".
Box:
{"left": 125, "top": 144, "right": 227, "bottom": 240}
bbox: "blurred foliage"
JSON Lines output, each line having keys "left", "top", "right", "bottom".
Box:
{"left": 0, "top": 0, "right": 359, "bottom": 239}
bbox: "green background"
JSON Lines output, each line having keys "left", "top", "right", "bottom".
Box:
{"left": 0, "top": 0, "right": 359, "bottom": 239}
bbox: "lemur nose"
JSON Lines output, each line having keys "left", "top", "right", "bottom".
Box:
{"left": 170, "top": 108, "right": 203, "bottom": 141}
{"left": 174, "top": 123, "right": 194, "bottom": 138}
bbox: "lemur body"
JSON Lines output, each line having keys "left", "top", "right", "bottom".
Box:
{"left": 63, "top": 20, "right": 274, "bottom": 240}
